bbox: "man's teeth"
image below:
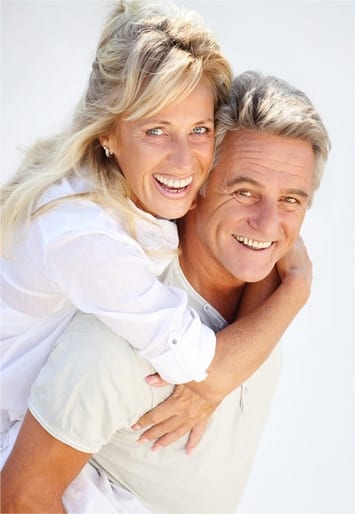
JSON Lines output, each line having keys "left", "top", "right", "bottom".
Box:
{"left": 155, "top": 175, "right": 192, "bottom": 189}
{"left": 234, "top": 235, "right": 273, "bottom": 250}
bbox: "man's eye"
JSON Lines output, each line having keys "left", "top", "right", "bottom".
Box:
{"left": 284, "top": 196, "right": 299, "bottom": 204}
{"left": 147, "top": 127, "right": 164, "bottom": 136}
{"left": 236, "top": 189, "right": 252, "bottom": 198}
{"left": 233, "top": 189, "right": 255, "bottom": 203}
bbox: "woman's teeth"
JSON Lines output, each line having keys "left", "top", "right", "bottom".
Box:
{"left": 155, "top": 175, "right": 193, "bottom": 190}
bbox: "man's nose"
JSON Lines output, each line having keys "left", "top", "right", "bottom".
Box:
{"left": 247, "top": 200, "right": 281, "bottom": 238}
{"left": 168, "top": 138, "right": 194, "bottom": 171}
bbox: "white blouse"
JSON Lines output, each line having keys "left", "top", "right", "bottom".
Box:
{"left": 0, "top": 174, "right": 216, "bottom": 429}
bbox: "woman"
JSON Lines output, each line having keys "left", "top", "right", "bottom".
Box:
{"left": 1, "top": 0, "right": 232, "bottom": 449}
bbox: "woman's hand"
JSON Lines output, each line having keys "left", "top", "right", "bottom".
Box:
{"left": 276, "top": 235, "right": 312, "bottom": 302}
{"left": 277, "top": 235, "right": 312, "bottom": 279}
{"left": 132, "top": 381, "right": 219, "bottom": 454}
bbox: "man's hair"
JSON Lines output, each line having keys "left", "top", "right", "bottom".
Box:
{"left": 1, "top": 0, "right": 232, "bottom": 252}
{"left": 214, "top": 71, "right": 330, "bottom": 193}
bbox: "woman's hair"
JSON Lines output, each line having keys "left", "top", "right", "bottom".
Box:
{"left": 213, "top": 71, "right": 330, "bottom": 195}
{"left": 1, "top": 0, "right": 232, "bottom": 251}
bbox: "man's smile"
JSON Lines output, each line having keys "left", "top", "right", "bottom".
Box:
{"left": 233, "top": 234, "right": 273, "bottom": 250}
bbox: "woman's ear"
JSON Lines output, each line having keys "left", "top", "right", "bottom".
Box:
{"left": 98, "top": 134, "right": 110, "bottom": 148}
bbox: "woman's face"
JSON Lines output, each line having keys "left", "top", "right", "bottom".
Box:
{"left": 100, "top": 78, "right": 215, "bottom": 219}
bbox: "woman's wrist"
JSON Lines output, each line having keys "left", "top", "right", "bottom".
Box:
{"left": 280, "top": 272, "right": 312, "bottom": 306}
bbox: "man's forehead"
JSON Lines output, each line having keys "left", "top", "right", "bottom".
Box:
{"left": 220, "top": 129, "right": 313, "bottom": 158}
{"left": 212, "top": 130, "right": 314, "bottom": 184}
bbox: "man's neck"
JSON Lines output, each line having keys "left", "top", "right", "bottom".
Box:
{"left": 178, "top": 217, "right": 245, "bottom": 324}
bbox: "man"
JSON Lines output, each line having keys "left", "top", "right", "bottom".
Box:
{"left": 1, "top": 71, "right": 330, "bottom": 514}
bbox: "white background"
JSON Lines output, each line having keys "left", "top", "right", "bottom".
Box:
{"left": 1, "top": 1, "right": 355, "bottom": 513}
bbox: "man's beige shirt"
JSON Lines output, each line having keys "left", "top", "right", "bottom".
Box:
{"left": 29, "top": 256, "right": 282, "bottom": 514}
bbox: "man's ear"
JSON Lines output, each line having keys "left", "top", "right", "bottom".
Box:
{"left": 188, "top": 199, "right": 197, "bottom": 211}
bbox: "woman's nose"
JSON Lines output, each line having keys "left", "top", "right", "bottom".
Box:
{"left": 168, "top": 138, "right": 194, "bottom": 171}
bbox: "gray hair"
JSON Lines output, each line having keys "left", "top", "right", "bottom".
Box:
{"left": 214, "top": 71, "right": 330, "bottom": 193}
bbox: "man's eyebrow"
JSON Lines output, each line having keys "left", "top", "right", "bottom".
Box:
{"left": 283, "top": 188, "right": 310, "bottom": 200}
{"left": 226, "top": 176, "right": 311, "bottom": 199}
{"left": 225, "top": 176, "right": 262, "bottom": 189}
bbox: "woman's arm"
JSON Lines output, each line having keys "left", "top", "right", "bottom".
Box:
{"left": 236, "top": 266, "right": 281, "bottom": 318}
{"left": 134, "top": 237, "right": 312, "bottom": 449}
{"left": 1, "top": 411, "right": 90, "bottom": 514}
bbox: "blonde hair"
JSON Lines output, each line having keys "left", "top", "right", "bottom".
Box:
{"left": 1, "top": 0, "right": 232, "bottom": 252}
{"left": 213, "top": 71, "right": 330, "bottom": 195}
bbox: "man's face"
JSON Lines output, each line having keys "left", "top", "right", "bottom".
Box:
{"left": 193, "top": 130, "right": 314, "bottom": 283}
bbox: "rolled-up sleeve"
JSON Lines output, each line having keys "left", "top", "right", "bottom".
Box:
{"left": 41, "top": 207, "right": 216, "bottom": 384}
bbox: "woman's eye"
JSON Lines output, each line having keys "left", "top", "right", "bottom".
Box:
{"left": 147, "top": 127, "right": 164, "bottom": 136}
{"left": 192, "top": 126, "right": 209, "bottom": 134}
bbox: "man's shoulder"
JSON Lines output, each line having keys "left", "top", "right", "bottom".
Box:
{"left": 29, "top": 313, "right": 156, "bottom": 453}
{"left": 58, "top": 313, "right": 153, "bottom": 377}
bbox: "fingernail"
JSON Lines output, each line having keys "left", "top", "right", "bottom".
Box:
{"left": 131, "top": 423, "right": 141, "bottom": 431}
{"left": 152, "top": 444, "right": 162, "bottom": 452}
{"left": 138, "top": 437, "right": 148, "bottom": 444}
{"left": 145, "top": 376, "right": 160, "bottom": 385}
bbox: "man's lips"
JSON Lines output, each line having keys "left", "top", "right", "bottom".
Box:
{"left": 233, "top": 234, "right": 273, "bottom": 250}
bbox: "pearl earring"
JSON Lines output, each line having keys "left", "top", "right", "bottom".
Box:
{"left": 103, "top": 145, "right": 113, "bottom": 158}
